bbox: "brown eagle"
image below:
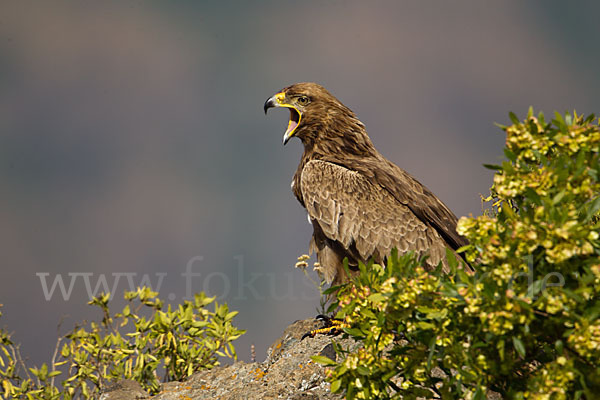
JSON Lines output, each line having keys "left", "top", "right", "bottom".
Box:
{"left": 264, "top": 83, "right": 468, "bottom": 285}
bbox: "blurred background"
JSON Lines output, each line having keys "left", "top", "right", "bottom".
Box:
{"left": 1, "top": 0, "right": 599, "bottom": 367}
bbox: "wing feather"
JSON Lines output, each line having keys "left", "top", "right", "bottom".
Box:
{"left": 319, "top": 154, "right": 469, "bottom": 252}
{"left": 300, "top": 160, "right": 448, "bottom": 270}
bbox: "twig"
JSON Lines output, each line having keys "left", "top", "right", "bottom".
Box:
{"left": 50, "top": 314, "right": 69, "bottom": 389}
{"left": 11, "top": 343, "right": 33, "bottom": 383}
{"left": 49, "top": 336, "right": 63, "bottom": 389}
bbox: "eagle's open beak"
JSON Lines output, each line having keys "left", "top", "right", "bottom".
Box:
{"left": 264, "top": 92, "right": 302, "bottom": 145}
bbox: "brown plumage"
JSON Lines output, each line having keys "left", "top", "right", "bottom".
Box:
{"left": 264, "top": 82, "right": 469, "bottom": 285}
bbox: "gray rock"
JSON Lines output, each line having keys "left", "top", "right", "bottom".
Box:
{"left": 151, "top": 318, "right": 349, "bottom": 400}
{"left": 99, "top": 379, "right": 149, "bottom": 400}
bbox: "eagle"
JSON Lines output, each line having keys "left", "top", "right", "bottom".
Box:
{"left": 264, "top": 82, "right": 469, "bottom": 286}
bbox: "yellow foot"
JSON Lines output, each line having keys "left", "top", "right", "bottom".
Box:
{"left": 301, "top": 315, "right": 350, "bottom": 340}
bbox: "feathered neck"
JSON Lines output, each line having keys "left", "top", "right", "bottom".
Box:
{"left": 299, "top": 107, "right": 378, "bottom": 161}
{"left": 292, "top": 110, "right": 379, "bottom": 205}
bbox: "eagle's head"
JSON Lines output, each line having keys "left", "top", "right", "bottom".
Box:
{"left": 264, "top": 82, "right": 364, "bottom": 146}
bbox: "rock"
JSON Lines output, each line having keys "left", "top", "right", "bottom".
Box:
{"left": 102, "top": 319, "right": 352, "bottom": 400}
{"left": 99, "top": 379, "right": 149, "bottom": 400}
{"left": 153, "top": 318, "right": 352, "bottom": 400}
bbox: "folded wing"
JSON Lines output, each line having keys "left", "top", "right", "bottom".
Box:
{"left": 300, "top": 160, "right": 449, "bottom": 283}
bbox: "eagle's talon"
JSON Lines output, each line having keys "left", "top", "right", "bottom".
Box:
{"left": 301, "top": 315, "right": 349, "bottom": 340}
{"left": 314, "top": 314, "right": 331, "bottom": 322}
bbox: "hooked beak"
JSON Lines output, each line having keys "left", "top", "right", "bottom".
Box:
{"left": 263, "top": 97, "right": 277, "bottom": 114}
{"left": 263, "top": 92, "right": 302, "bottom": 145}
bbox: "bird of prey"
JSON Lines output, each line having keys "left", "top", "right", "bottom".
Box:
{"left": 264, "top": 83, "right": 468, "bottom": 286}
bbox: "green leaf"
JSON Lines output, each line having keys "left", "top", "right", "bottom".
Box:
{"left": 357, "top": 365, "right": 370, "bottom": 376}
{"left": 585, "top": 196, "right": 600, "bottom": 221}
{"left": 343, "top": 328, "right": 365, "bottom": 338}
{"left": 367, "top": 293, "right": 386, "bottom": 303}
{"left": 48, "top": 371, "right": 62, "bottom": 378}
{"left": 446, "top": 248, "right": 458, "bottom": 270}
{"left": 512, "top": 336, "right": 526, "bottom": 358}
{"left": 565, "top": 112, "right": 573, "bottom": 126}
{"left": 330, "top": 379, "right": 342, "bottom": 393}
{"left": 326, "top": 301, "right": 339, "bottom": 314}
{"left": 416, "top": 321, "right": 436, "bottom": 330}
{"left": 426, "top": 337, "right": 436, "bottom": 370}
{"left": 524, "top": 187, "right": 542, "bottom": 205}
{"left": 503, "top": 148, "right": 516, "bottom": 162}
{"left": 322, "top": 285, "right": 343, "bottom": 295}
{"left": 483, "top": 164, "right": 502, "bottom": 171}
{"left": 225, "top": 311, "right": 238, "bottom": 321}
{"left": 552, "top": 189, "right": 566, "bottom": 205}
{"left": 527, "top": 279, "right": 545, "bottom": 298}
{"left": 497, "top": 339, "right": 505, "bottom": 361}
{"left": 527, "top": 106, "right": 534, "bottom": 118}
{"left": 455, "top": 244, "right": 472, "bottom": 254}
{"left": 310, "top": 355, "right": 337, "bottom": 366}
{"left": 555, "top": 340, "right": 564, "bottom": 354}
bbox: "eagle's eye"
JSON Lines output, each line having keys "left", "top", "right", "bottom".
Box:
{"left": 297, "top": 96, "right": 310, "bottom": 105}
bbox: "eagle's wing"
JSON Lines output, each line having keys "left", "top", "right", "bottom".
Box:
{"left": 300, "top": 160, "right": 448, "bottom": 281}
{"left": 320, "top": 154, "right": 469, "bottom": 253}
{"left": 374, "top": 160, "right": 469, "bottom": 252}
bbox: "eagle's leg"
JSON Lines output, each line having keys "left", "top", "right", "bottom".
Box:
{"left": 301, "top": 314, "right": 350, "bottom": 340}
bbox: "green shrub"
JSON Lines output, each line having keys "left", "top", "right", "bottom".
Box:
{"left": 316, "top": 110, "right": 600, "bottom": 399}
{"left": 1, "top": 287, "right": 245, "bottom": 399}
